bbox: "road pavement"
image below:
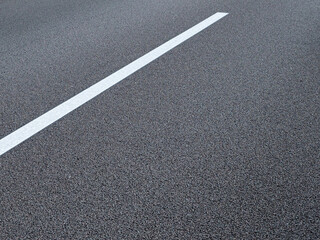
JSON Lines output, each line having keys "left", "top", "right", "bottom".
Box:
{"left": 0, "top": 0, "right": 319, "bottom": 239}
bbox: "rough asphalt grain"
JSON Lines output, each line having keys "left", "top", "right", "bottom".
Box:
{"left": 0, "top": 0, "right": 319, "bottom": 239}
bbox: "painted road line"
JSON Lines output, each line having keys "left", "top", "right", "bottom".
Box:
{"left": 0, "top": 12, "right": 228, "bottom": 156}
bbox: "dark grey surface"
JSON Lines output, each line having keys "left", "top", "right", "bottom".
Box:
{"left": 1, "top": 0, "right": 319, "bottom": 239}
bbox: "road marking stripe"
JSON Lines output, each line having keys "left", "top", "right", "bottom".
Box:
{"left": 0, "top": 12, "right": 228, "bottom": 156}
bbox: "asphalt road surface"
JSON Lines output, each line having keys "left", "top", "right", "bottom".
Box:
{"left": 1, "top": 0, "right": 319, "bottom": 239}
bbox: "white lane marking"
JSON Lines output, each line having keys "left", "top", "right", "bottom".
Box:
{"left": 0, "top": 12, "right": 228, "bottom": 156}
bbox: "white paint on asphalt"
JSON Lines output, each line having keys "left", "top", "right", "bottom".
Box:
{"left": 0, "top": 12, "right": 228, "bottom": 156}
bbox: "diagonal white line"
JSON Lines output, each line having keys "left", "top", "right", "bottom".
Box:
{"left": 0, "top": 12, "right": 228, "bottom": 156}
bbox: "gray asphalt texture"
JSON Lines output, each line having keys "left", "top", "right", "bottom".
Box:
{"left": 1, "top": 0, "right": 320, "bottom": 239}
